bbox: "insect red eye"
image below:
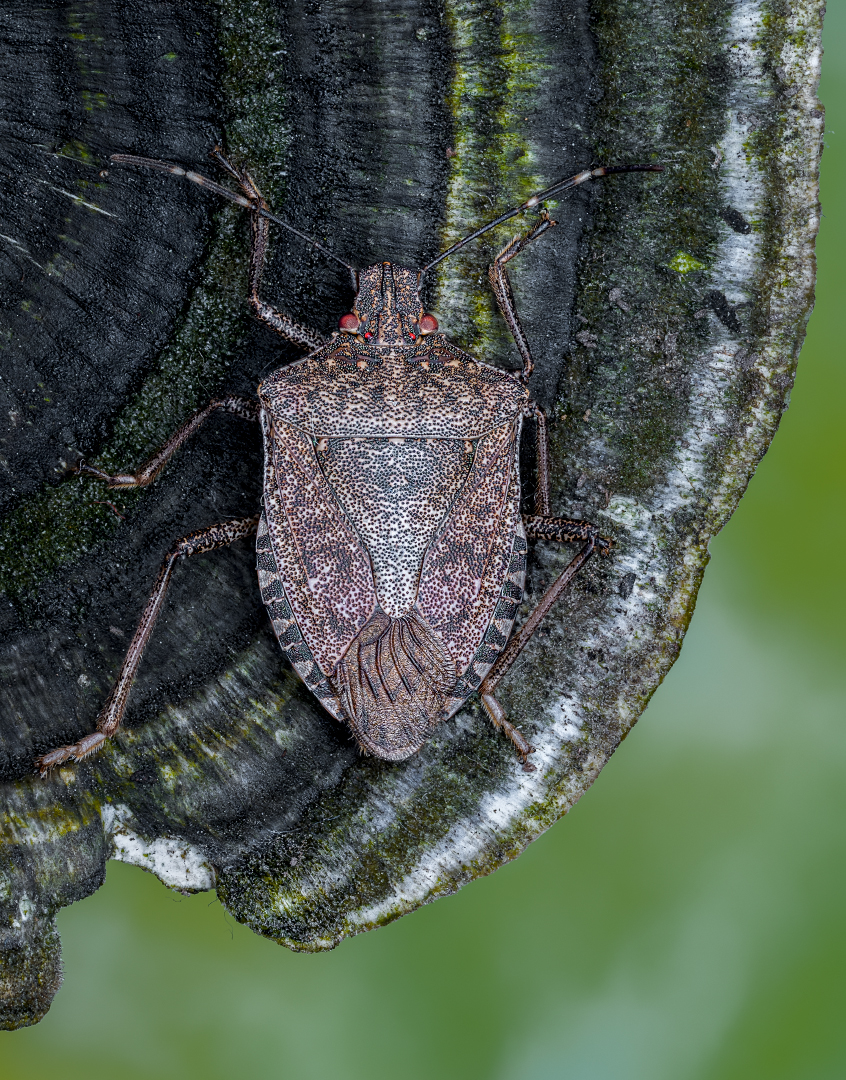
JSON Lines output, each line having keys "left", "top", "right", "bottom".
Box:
{"left": 338, "top": 312, "right": 359, "bottom": 332}
{"left": 419, "top": 313, "right": 438, "bottom": 335}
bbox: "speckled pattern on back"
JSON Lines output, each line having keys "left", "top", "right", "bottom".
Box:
{"left": 320, "top": 437, "right": 472, "bottom": 618}
{"left": 259, "top": 336, "right": 528, "bottom": 438}
{"left": 256, "top": 307, "right": 532, "bottom": 758}
{"left": 255, "top": 511, "right": 343, "bottom": 720}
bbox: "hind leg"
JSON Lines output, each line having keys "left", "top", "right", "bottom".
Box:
{"left": 479, "top": 692, "right": 535, "bottom": 768}
{"left": 480, "top": 518, "right": 611, "bottom": 771}
{"left": 36, "top": 515, "right": 259, "bottom": 775}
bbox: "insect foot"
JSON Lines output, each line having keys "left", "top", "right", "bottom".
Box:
{"left": 35, "top": 732, "right": 107, "bottom": 777}
{"left": 74, "top": 397, "right": 261, "bottom": 490}
{"left": 481, "top": 693, "right": 537, "bottom": 772}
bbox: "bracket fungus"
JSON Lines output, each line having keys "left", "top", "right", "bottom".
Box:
{"left": 0, "top": 0, "right": 824, "bottom": 1027}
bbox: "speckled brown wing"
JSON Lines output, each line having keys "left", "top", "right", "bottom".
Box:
{"left": 255, "top": 509, "right": 346, "bottom": 721}
{"left": 416, "top": 418, "right": 525, "bottom": 685}
{"left": 315, "top": 433, "right": 473, "bottom": 759}
{"left": 333, "top": 610, "right": 456, "bottom": 760}
{"left": 259, "top": 410, "right": 376, "bottom": 677}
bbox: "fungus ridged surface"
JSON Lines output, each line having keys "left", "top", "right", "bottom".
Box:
{"left": 0, "top": 0, "right": 824, "bottom": 1027}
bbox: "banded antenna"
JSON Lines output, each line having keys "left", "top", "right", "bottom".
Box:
{"left": 422, "top": 163, "right": 663, "bottom": 274}
{"left": 110, "top": 152, "right": 357, "bottom": 275}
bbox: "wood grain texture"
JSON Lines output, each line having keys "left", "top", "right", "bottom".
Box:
{"left": 0, "top": 0, "right": 823, "bottom": 1027}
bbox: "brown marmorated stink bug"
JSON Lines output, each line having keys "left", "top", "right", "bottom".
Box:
{"left": 36, "top": 149, "right": 661, "bottom": 777}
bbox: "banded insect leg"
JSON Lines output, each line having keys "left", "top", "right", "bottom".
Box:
{"left": 490, "top": 209, "right": 556, "bottom": 513}
{"left": 488, "top": 211, "right": 556, "bottom": 382}
{"left": 77, "top": 395, "right": 260, "bottom": 489}
{"left": 36, "top": 515, "right": 260, "bottom": 775}
{"left": 528, "top": 401, "right": 551, "bottom": 516}
{"left": 480, "top": 517, "right": 612, "bottom": 771}
{"left": 209, "top": 148, "right": 327, "bottom": 351}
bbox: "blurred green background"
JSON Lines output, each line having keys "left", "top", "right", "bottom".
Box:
{"left": 3, "top": 12, "right": 844, "bottom": 1079}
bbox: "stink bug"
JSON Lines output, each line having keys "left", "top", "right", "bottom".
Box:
{"left": 36, "top": 149, "right": 661, "bottom": 776}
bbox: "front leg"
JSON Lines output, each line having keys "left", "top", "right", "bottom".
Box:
{"left": 210, "top": 148, "right": 326, "bottom": 351}
{"left": 488, "top": 212, "right": 556, "bottom": 382}
{"left": 480, "top": 515, "right": 612, "bottom": 770}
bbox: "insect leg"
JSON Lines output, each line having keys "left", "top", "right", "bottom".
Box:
{"left": 528, "top": 401, "right": 551, "bottom": 516}
{"left": 522, "top": 515, "right": 612, "bottom": 555}
{"left": 479, "top": 517, "right": 612, "bottom": 770}
{"left": 35, "top": 515, "right": 260, "bottom": 776}
{"left": 488, "top": 212, "right": 557, "bottom": 382}
{"left": 479, "top": 693, "right": 536, "bottom": 771}
{"left": 209, "top": 148, "right": 327, "bottom": 351}
{"left": 247, "top": 203, "right": 328, "bottom": 349}
{"left": 76, "top": 396, "right": 260, "bottom": 489}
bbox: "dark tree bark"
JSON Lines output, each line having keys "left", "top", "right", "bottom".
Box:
{"left": 0, "top": 0, "right": 823, "bottom": 1028}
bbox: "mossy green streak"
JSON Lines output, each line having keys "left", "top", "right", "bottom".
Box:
{"left": 0, "top": 0, "right": 291, "bottom": 605}
{"left": 433, "top": 0, "right": 548, "bottom": 360}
